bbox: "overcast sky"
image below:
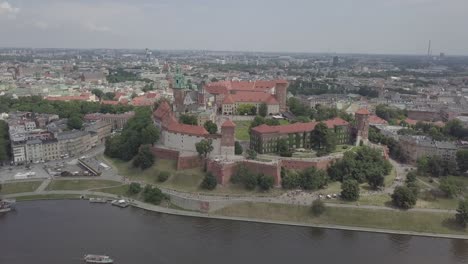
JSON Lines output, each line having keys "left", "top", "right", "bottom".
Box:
{"left": 1, "top": 0, "right": 467, "bottom": 55}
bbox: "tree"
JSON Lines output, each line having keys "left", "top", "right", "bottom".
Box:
{"left": 257, "top": 174, "right": 274, "bottom": 191}
{"left": 180, "top": 114, "right": 198, "bottom": 125}
{"left": 281, "top": 170, "right": 302, "bottom": 189}
{"left": 243, "top": 172, "right": 258, "bottom": 190}
{"left": 204, "top": 121, "right": 218, "bottom": 134}
{"left": 141, "top": 125, "right": 160, "bottom": 145}
{"left": 277, "top": 138, "right": 292, "bottom": 157}
{"left": 439, "top": 177, "right": 464, "bottom": 198}
{"left": 311, "top": 199, "right": 326, "bottom": 216}
{"left": 91, "top": 88, "right": 103, "bottom": 99}
{"left": 456, "top": 200, "right": 468, "bottom": 228}
{"left": 311, "top": 122, "right": 336, "bottom": 155}
{"left": 67, "top": 115, "right": 83, "bottom": 130}
{"left": 195, "top": 139, "right": 213, "bottom": 171}
{"left": 249, "top": 116, "right": 265, "bottom": 134}
{"left": 128, "top": 183, "right": 142, "bottom": 195}
{"left": 158, "top": 171, "right": 170, "bottom": 182}
{"left": 132, "top": 145, "right": 155, "bottom": 170}
{"left": 143, "top": 185, "right": 165, "bottom": 205}
{"left": 301, "top": 167, "right": 329, "bottom": 190}
{"left": 237, "top": 104, "right": 256, "bottom": 115}
{"left": 457, "top": 150, "right": 468, "bottom": 174}
{"left": 246, "top": 149, "right": 257, "bottom": 160}
{"left": 234, "top": 141, "right": 243, "bottom": 155}
{"left": 341, "top": 179, "right": 360, "bottom": 201}
{"left": 103, "top": 92, "right": 116, "bottom": 101}
{"left": 259, "top": 103, "right": 268, "bottom": 117}
{"left": 406, "top": 171, "right": 417, "bottom": 184}
{"left": 366, "top": 170, "right": 385, "bottom": 190}
{"left": 201, "top": 172, "right": 217, "bottom": 190}
{"left": 391, "top": 186, "right": 417, "bottom": 209}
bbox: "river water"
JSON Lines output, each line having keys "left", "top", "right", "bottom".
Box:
{"left": 0, "top": 200, "right": 467, "bottom": 264}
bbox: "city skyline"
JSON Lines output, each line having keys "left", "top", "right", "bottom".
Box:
{"left": 1, "top": 0, "right": 468, "bottom": 55}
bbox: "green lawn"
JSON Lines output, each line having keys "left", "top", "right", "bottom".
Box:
{"left": 234, "top": 121, "right": 251, "bottom": 141}
{"left": 45, "top": 179, "right": 122, "bottom": 191}
{"left": 0, "top": 181, "right": 43, "bottom": 195}
{"left": 384, "top": 167, "right": 397, "bottom": 187}
{"left": 279, "top": 120, "right": 290, "bottom": 125}
{"left": 95, "top": 184, "right": 131, "bottom": 196}
{"left": 15, "top": 194, "right": 81, "bottom": 201}
{"left": 327, "top": 193, "right": 392, "bottom": 207}
{"left": 214, "top": 202, "right": 467, "bottom": 235}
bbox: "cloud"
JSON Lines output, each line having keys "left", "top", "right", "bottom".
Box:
{"left": 0, "top": 1, "right": 19, "bottom": 18}
{"left": 33, "top": 21, "right": 49, "bottom": 30}
{"left": 83, "top": 23, "right": 111, "bottom": 32}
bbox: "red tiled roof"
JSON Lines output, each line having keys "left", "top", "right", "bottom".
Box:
{"left": 227, "top": 92, "right": 278, "bottom": 105}
{"left": 153, "top": 101, "right": 172, "bottom": 120}
{"left": 355, "top": 108, "right": 370, "bottom": 115}
{"left": 167, "top": 118, "right": 209, "bottom": 136}
{"left": 404, "top": 118, "right": 418, "bottom": 126}
{"left": 251, "top": 118, "right": 349, "bottom": 134}
{"left": 223, "top": 94, "right": 235, "bottom": 104}
{"left": 221, "top": 119, "right": 236, "bottom": 128}
{"left": 206, "top": 80, "right": 288, "bottom": 94}
{"left": 369, "top": 115, "right": 388, "bottom": 125}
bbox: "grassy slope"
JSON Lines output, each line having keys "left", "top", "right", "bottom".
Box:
{"left": 45, "top": 179, "right": 121, "bottom": 191}
{"left": 0, "top": 181, "right": 43, "bottom": 195}
{"left": 214, "top": 202, "right": 466, "bottom": 235}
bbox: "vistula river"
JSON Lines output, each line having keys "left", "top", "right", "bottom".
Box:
{"left": 0, "top": 200, "right": 467, "bottom": 264}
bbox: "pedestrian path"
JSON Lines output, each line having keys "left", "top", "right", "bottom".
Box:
{"left": 35, "top": 179, "right": 51, "bottom": 193}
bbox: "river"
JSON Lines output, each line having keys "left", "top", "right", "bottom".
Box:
{"left": 0, "top": 200, "right": 467, "bottom": 264}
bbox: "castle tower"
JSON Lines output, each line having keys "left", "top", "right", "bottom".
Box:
{"left": 275, "top": 81, "right": 288, "bottom": 112}
{"left": 172, "top": 65, "right": 188, "bottom": 113}
{"left": 355, "top": 108, "right": 370, "bottom": 146}
{"left": 220, "top": 119, "right": 236, "bottom": 156}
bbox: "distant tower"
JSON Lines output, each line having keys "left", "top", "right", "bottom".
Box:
{"left": 332, "top": 56, "right": 339, "bottom": 67}
{"left": 145, "top": 48, "right": 152, "bottom": 62}
{"left": 220, "top": 120, "right": 236, "bottom": 156}
{"left": 355, "top": 108, "right": 370, "bottom": 146}
{"left": 427, "top": 40, "right": 432, "bottom": 58}
{"left": 275, "top": 81, "right": 288, "bottom": 112}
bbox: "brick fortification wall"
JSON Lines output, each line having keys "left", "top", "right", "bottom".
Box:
{"left": 207, "top": 160, "right": 282, "bottom": 186}
{"left": 151, "top": 147, "right": 179, "bottom": 161}
{"left": 177, "top": 155, "right": 204, "bottom": 170}
{"left": 151, "top": 146, "right": 203, "bottom": 170}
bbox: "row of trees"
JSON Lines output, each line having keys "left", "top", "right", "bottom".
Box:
{"left": 328, "top": 146, "right": 392, "bottom": 190}
{"left": 369, "top": 127, "right": 408, "bottom": 162}
{"left": 231, "top": 164, "right": 275, "bottom": 191}
{"left": 281, "top": 167, "right": 328, "bottom": 190}
{"left": 287, "top": 98, "right": 353, "bottom": 123}
{"left": 0, "top": 120, "right": 10, "bottom": 164}
{"left": 105, "top": 107, "right": 159, "bottom": 161}
{"left": 398, "top": 119, "right": 468, "bottom": 141}
{"left": 0, "top": 96, "right": 134, "bottom": 119}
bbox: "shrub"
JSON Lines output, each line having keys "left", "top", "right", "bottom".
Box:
{"left": 257, "top": 174, "right": 274, "bottom": 191}
{"left": 456, "top": 200, "right": 468, "bottom": 228}
{"left": 158, "top": 171, "right": 170, "bottom": 182}
{"left": 143, "top": 185, "right": 165, "bottom": 205}
{"left": 311, "top": 199, "right": 326, "bottom": 216}
{"left": 439, "top": 177, "right": 464, "bottom": 198}
{"left": 391, "top": 186, "right": 417, "bottom": 209}
{"left": 244, "top": 173, "right": 258, "bottom": 190}
{"left": 235, "top": 141, "right": 243, "bottom": 155}
{"left": 128, "top": 183, "right": 142, "bottom": 195}
{"left": 200, "top": 172, "right": 217, "bottom": 190}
